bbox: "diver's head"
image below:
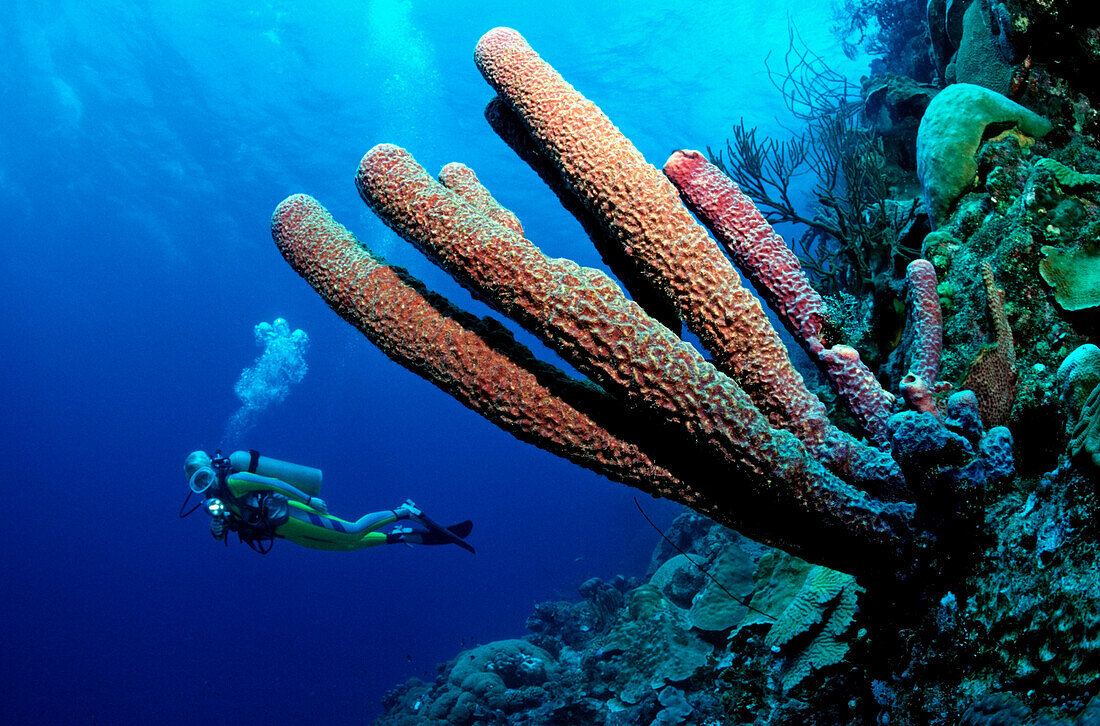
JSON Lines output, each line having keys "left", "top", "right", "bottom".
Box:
{"left": 185, "top": 450, "right": 212, "bottom": 477}
{"left": 184, "top": 450, "right": 216, "bottom": 494}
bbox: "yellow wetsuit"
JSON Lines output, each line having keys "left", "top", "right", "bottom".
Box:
{"left": 224, "top": 471, "right": 398, "bottom": 551}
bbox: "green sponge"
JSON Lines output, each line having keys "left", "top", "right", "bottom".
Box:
{"left": 917, "top": 83, "right": 1052, "bottom": 226}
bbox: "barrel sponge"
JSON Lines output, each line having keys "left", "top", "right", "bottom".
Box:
{"left": 917, "top": 83, "right": 1052, "bottom": 226}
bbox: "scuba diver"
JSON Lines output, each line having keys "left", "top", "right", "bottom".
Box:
{"left": 180, "top": 450, "right": 474, "bottom": 555}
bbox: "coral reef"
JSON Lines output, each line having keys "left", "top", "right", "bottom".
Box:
{"left": 835, "top": 0, "right": 935, "bottom": 81}
{"left": 374, "top": 516, "right": 875, "bottom": 726}
{"left": 267, "top": 19, "right": 1100, "bottom": 726}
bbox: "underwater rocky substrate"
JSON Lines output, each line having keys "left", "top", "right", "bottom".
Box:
{"left": 369, "top": 488, "right": 1099, "bottom": 726}
{"left": 372, "top": 511, "right": 874, "bottom": 726}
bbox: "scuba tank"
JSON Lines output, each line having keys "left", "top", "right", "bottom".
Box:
{"left": 228, "top": 450, "right": 323, "bottom": 496}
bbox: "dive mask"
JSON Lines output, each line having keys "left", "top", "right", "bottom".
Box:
{"left": 189, "top": 466, "right": 217, "bottom": 494}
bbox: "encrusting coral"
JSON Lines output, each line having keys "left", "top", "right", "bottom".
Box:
{"left": 762, "top": 563, "right": 861, "bottom": 693}
{"left": 1036, "top": 157, "right": 1100, "bottom": 189}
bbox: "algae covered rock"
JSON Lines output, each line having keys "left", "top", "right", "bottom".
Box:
{"left": 598, "top": 609, "right": 713, "bottom": 704}
{"left": 917, "top": 83, "right": 1052, "bottom": 225}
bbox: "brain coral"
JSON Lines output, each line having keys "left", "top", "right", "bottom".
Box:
{"left": 627, "top": 583, "right": 669, "bottom": 621}
{"left": 1057, "top": 344, "right": 1100, "bottom": 414}
{"left": 949, "top": 0, "right": 1013, "bottom": 94}
{"left": 1070, "top": 384, "right": 1100, "bottom": 467}
{"left": 917, "top": 83, "right": 1052, "bottom": 226}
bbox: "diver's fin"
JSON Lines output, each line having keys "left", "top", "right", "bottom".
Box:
{"left": 413, "top": 510, "right": 475, "bottom": 554}
{"left": 411, "top": 525, "right": 475, "bottom": 553}
{"left": 447, "top": 520, "right": 473, "bottom": 539}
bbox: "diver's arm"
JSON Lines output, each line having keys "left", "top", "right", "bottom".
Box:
{"left": 226, "top": 471, "right": 324, "bottom": 509}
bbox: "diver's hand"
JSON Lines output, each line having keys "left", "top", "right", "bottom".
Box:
{"left": 210, "top": 517, "right": 228, "bottom": 540}
{"left": 307, "top": 496, "right": 327, "bottom": 514}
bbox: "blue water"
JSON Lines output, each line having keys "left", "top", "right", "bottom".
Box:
{"left": 0, "top": 2, "right": 865, "bottom": 723}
